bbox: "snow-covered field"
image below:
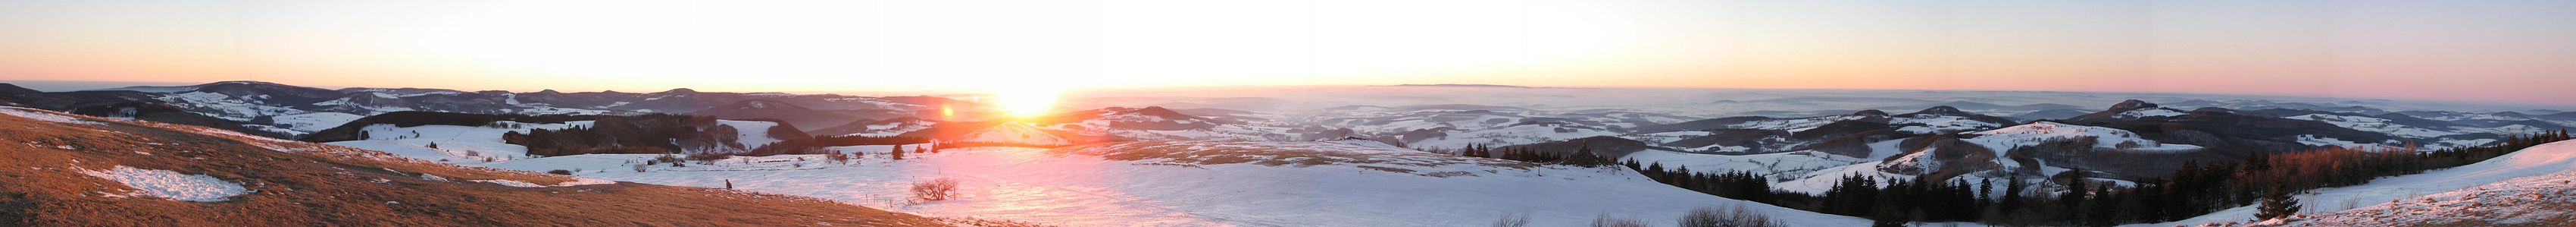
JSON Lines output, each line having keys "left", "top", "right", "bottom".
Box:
{"left": 2143, "top": 140, "right": 2576, "bottom": 226}
{"left": 327, "top": 121, "right": 595, "bottom": 162}
{"left": 1966, "top": 122, "right": 2203, "bottom": 153}
{"left": 267, "top": 112, "right": 364, "bottom": 132}
{"left": 371, "top": 140, "right": 1870, "bottom": 226}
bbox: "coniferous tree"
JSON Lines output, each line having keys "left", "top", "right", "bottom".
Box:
{"left": 2255, "top": 183, "right": 2302, "bottom": 221}
{"left": 1978, "top": 178, "right": 1993, "bottom": 205}
{"left": 891, "top": 144, "right": 906, "bottom": 160}
{"left": 2002, "top": 178, "right": 2026, "bottom": 213}
{"left": 2086, "top": 184, "right": 2117, "bottom": 226}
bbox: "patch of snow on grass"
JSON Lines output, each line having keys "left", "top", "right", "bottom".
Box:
{"left": 0, "top": 107, "right": 105, "bottom": 125}
{"left": 79, "top": 166, "right": 249, "bottom": 202}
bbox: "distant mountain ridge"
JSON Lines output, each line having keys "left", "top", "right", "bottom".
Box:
{"left": 0, "top": 80, "right": 964, "bottom": 139}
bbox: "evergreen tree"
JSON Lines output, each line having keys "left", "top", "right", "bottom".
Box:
{"left": 1563, "top": 142, "right": 1612, "bottom": 167}
{"left": 892, "top": 144, "right": 906, "bottom": 160}
{"left": 2255, "top": 183, "right": 2302, "bottom": 221}
{"left": 2086, "top": 184, "right": 2117, "bottom": 226}
{"left": 2002, "top": 178, "right": 2026, "bottom": 213}
{"left": 1978, "top": 178, "right": 1993, "bottom": 205}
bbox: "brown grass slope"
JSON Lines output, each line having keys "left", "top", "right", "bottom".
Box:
{"left": 0, "top": 108, "right": 945, "bottom": 226}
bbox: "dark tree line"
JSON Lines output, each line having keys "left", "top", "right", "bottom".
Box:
{"left": 1454, "top": 143, "right": 1617, "bottom": 168}
{"left": 504, "top": 115, "right": 723, "bottom": 156}
{"left": 1585, "top": 130, "right": 2574, "bottom": 226}
{"left": 504, "top": 115, "right": 830, "bottom": 156}
{"left": 1627, "top": 161, "right": 1777, "bottom": 203}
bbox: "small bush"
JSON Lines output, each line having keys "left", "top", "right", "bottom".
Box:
{"left": 686, "top": 153, "right": 732, "bottom": 161}
{"left": 911, "top": 178, "right": 960, "bottom": 201}
{"left": 1492, "top": 213, "right": 1530, "bottom": 227}
{"left": 546, "top": 169, "right": 574, "bottom": 175}
{"left": 632, "top": 164, "right": 649, "bottom": 172}
{"left": 1678, "top": 205, "right": 1784, "bottom": 227}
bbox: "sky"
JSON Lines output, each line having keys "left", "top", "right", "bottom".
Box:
{"left": 1, "top": 0, "right": 2571, "bottom": 105}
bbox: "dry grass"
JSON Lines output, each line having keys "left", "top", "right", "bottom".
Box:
{"left": 0, "top": 111, "right": 946, "bottom": 226}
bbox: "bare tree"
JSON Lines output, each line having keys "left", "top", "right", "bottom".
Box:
{"left": 911, "top": 178, "right": 960, "bottom": 201}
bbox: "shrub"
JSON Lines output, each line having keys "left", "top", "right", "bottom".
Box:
{"left": 546, "top": 169, "right": 574, "bottom": 175}
{"left": 686, "top": 153, "right": 733, "bottom": 161}
{"left": 1679, "top": 205, "right": 1784, "bottom": 227}
{"left": 632, "top": 164, "right": 649, "bottom": 172}
{"left": 826, "top": 151, "right": 851, "bottom": 164}
{"left": 911, "top": 178, "right": 960, "bottom": 201}
{"left": 1590, "top": 215, "right": 1647, "bottom": 227}
{"left": 1491, "top": 213, "right": 1530, "bottom": 227}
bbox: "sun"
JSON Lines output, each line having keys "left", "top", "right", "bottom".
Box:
{"left": 991, "top": 84, "right": 1063, "bottom": 118}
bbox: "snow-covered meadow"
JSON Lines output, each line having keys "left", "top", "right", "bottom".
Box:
{"left": 357, "top": 137, "right": 1871, "bottom": 226}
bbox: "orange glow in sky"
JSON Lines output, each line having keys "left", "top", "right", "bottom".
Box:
{"left": 2, "top": 1, "right": 2573, "bottom": 105}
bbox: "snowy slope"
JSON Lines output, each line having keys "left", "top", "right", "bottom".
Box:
{"left": 716, "top": 120, "right": 785, "bottom": 149}
{"left": 2277, "top": 169, "right": 2576, "bottom": 226}
{"left": 1892, "top": 115, "right": 2005, "bottom": 134}
{"left": 1730, "top": 115, "right": 1873, "bottom": 132}
{"left": 1966, "top": 121, "right": 2202, "bottom": 153}
{"left": 377, "top": 140, "right": 1872, "bottom": 226}
{"left": 1409, "top": 124, "right": 1621, "bottom": 150}
{"left": 959, "top": 122, "right": 1071, "bottom": 146}
{"left": 1621, "top": 149, "right": 1871, "bottom": 181}
{"left": 2284, "top": 114, "right": 2461, "bottom": 138}
{"left": 2118, "top": 108, "right": 2187, "bottom": 118}
{"left": 2144, "top": 140, "right": 2576, "bottom": 226}
{"left": 267, "top": 112, "right": 364, "bottom": 132}
{"left": 324, "top": 121, "right": 596, "bottom": 162}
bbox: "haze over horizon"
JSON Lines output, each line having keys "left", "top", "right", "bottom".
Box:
{"left": 5, "top": 0, "right": 2574, "bottom": 106}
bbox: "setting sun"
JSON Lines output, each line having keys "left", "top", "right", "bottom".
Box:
{"left": 992, "top": 84, "right": 1063, "bottom": 118}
